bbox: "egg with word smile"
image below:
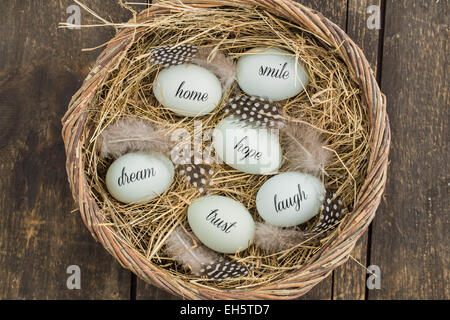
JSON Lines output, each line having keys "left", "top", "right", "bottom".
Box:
{"left": 237, "top": 47, "right": 309, "bottom": 101}
{"left": 153, "top": 64, "right": 223, "bottom": 117}
{"left": 256, "top": 172, "right": 325, "bottom": 227}
{"left": 212, "top": 116, "right": 282, "bottom": 175}
{"left": 187, "top": 195, "right": 255, "bottom": 254}
{"left": 106, "top": 152, "right": 175, "bottom": 204}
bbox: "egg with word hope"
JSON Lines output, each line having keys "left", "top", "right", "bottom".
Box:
{"left": 212, "top": 116, "right": 282, "bottom": 175}
{"left": 256, "top": 172, "right": 325, "bottom": 227}
{"left": 187, "top": 195, "right": 255, "bottom": 254}
{"left": 236, "top": 47, "right": 309, "bottom": 101}
{"left": 106, "top": 152, "right": 175, "bottom": 204}
{"left": 153, "top": 64, "right": 222, "bottom": 117}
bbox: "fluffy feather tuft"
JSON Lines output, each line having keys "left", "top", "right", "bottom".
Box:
{"left": 165, "top": 225, "right": 219, "bottom": 276}
{"left": 98, "top": 117, "right": 172, "bottom": 159}
{"left": 254, "top": 222, "right": 311, "bottom": 253}
{"left": 191, "top": 47, "right": 236, "bottom": 93}
{"left": 283, "top": 122, "right": 332, "bottom": 176}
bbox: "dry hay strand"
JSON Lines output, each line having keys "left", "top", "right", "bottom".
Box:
{"left": 80, "top": 4, "right": 370, "bottom": 290}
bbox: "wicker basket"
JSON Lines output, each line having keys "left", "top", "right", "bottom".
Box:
{"left": 62, "top": 0, "right": 390, "bottom": 299}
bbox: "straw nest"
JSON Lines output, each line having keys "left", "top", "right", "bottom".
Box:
{"left": 62, "top": 0, "right": 390, "bottom": 299}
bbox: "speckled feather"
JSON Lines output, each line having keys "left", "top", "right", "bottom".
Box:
{"left": 199, "top": 256, "right": 250, "bottom": 280}
{"left": 149, "top": 44, "right": 199, "bottom": 67}
{"left": 173, "top": 155, "right": 215, "bottom": 194}
{"left": 223, "top": 94, "right": 284, "bottom": 129}
{"left": 311, "top": 190, "right": 347, "bottom": 234}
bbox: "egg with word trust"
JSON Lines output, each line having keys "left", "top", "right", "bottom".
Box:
{"left": 237, "top": 47, "right": 309, "bottom": 101}
{"left": 212, "top": 116, "right": 282, "bottom": 175}
{"left": 187, "top": 195, "right": 255, "bottom": 254}
{"left": 153, "top": 64, "right": 222, "bottom": 117}
{"left": 106, "top": 152, "right": 175, "bottom": 204}
{"left": 256, "top": 172, "right": 325, "bottom": 227}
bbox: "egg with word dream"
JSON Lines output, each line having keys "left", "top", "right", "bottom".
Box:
{"left": 237, "top": 47, "right": 309, "bottom": 101}
{"left": 153, "top": 64, "right": 222, "bottom": 117}
{"left": 256, "top": 172, "right": 325, "bottom": 227}
{"left": 187, "top": 195, "right": 255, "bottom": 254}
{"left": 212, "top": 116, "right": 282, "bottom": 175}
{"left": 106, "top": 152, "right": 175, "bottom": 204}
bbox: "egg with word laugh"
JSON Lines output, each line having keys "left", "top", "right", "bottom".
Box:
{"left": 212, "top": 116, "right": 282, "bottom": 175}
{"left": 256, "top": 172, "right": 325, "bottom": 227}
{"left": 153, "top": 64, "right": 223, "bottom": 117}
{"left": 187, "top": 195, "right": 255, "bottom": 254}
{"left": 237, "top": 47, "right": 309, "bottom": 101}
{"left": 106, "top": 152, "right": 175, "bottom": 204}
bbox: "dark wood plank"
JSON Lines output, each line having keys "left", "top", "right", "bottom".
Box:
{"left": 332, "top": 0, "right": 383, "bottom": 300}
{"left": 346, "top": 0, "right": 382, "bottom": 70}
{"left": 368, "top": 0, "right": 449, "bottom": 299}
{"left": 136, "top": 282, "right": 181, "bottom": 300}
{"left": 0, "top": 0, "right": 138, "bottom": 299}
{"left": 301, "top": 0, "right": 348, "bottom": 30}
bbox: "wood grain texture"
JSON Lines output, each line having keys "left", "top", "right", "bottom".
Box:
{"left": 346, "top": 0, "right": 382, "bottom": 70}
{"left": 368, "top": 0, "right": 449, "bottom": 299}
{"left": 301, "top": 0, "right": 348, "bottom": 29}
{"left": 0, "top": 0, "right": 137, "bottom": 299}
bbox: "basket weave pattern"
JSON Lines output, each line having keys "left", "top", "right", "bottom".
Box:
{"left": 62, "top": 0, "right": 390, "bottom": 299}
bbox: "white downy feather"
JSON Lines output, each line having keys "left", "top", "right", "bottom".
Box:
{"left": 98, "top": 117, "right": 172, "bottom": 159}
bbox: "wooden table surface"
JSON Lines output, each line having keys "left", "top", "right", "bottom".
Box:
{"left": 0, "top": 0, "right": 448, "bottom": 300}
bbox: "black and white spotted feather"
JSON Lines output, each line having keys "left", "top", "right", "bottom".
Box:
{"left": 311, "top": 190, "right": 347, "bottom": 233}
{"left": 223, "top": 95, "right": 284, "bottom": 129}
{"left": 173, "top": 154, "right": 214, "bottom": 194}
{"left": 165, "top": 226, "right": 250, "bottom": 280}
{"left": 200, "top": 256, "right": 250, "bottom": 280}
{"left": 149, "top": 44, "right": 199, "bottom": 68}
{"left": 149, "top": 45, "right": 236, "bottom": 93}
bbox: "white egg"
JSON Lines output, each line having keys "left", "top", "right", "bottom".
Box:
{"left": 187, "top": 195, "right": 255, "bottom": 254}
{"left": 256, "top": 172, "right": 325, "bottom": 227}
{"left": 153, "top": 64, "right": 222, "bottom": 117}
{"left": 106, "top": 152, "right": 174, "bottom": 204}
{"left": 237, "top": 47, "right": 309, "bottom": 101}
{"left": 212, "top": 116, "right": 282, "bottom": 175}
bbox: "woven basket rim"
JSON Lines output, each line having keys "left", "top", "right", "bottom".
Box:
{"left": 61, "top": 0, "right": 390, "bottom": 300}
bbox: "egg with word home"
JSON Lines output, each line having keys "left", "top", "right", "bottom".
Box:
{"left": 212, "top": 116, "right": 282, "bottom": 175}
{"left": 236, "top": 47, "right": 309, "bottom": 101}
{"left": 187, "top": 195, "right": 255, "bottom": 254}
{"left": 106, "top": 152, "right": 175, "bottom": 204}
{"left": 153, "top": 64, "right": 223, "bottom": 117}
{"left": 256, "top": 172, "right": 325, "bottom": 227}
